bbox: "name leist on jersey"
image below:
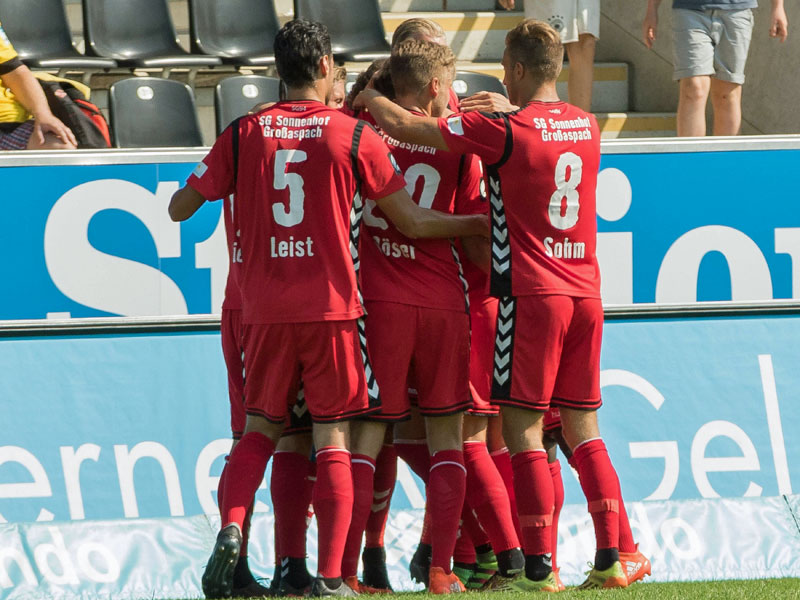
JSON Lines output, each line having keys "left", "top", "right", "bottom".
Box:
{"left": 532, "top": 115, "right": 593, "bottom": 143}
{"left": 259, "top": 114, "right": 331, "bottom": 140}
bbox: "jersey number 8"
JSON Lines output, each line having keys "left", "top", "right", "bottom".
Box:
{"left": 548, "top": 152, "right": 582, "bottom": 230}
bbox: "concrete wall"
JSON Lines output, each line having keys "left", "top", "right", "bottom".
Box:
{"left": 598, "top": 2, "right": 800, "bottom": 134}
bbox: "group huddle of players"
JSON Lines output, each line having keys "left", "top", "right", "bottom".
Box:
{"left": 169, "top": 14, "right": 652, "bottom": 599}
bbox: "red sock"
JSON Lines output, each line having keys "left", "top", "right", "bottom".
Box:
{"left": 341, "top": 454, "right": 377, "bottom": 578}
{"left": 617, "top": 483, "right": 636, "bottom": 553}
{"left": 464, "top": 441, "right": 520, "bottom": 553}
{"left": 461, "top": 503, "right": 490, "bottom": 548}
{"left": 395, "top": 440, "right": 430, "bottom": 483}
{"left": 217, "top": 460, "right": 228, "bottom": 519}
{"left": 219, "top": 463, "right": 254, "bottom": 557}
{"left": 421, "top": 500, "right": 432, "bottom": 545}
{"left": 365, "top": 445, "right": 397, "bottom": 548}
{"left": 491, "top": 447, "right": 522, "bottom": 540}
{"left": 453, "top": 509, "right": 476, "bottom": 564}
{"left": 549, "top": 460, "right": 564, "bottom": 570}
{"left": 241, "top": 503, "right": 254, "bottom": 558}
{"left": 271, "top": 451, "right": 312, "bottom": 559}
{"left": 572, "top": 439, "right": 620, "bottom": 550}
{"left": 306, "top": 460, "right": 317, "bottom": 530}
{"left": 313, "top": 447, "right": 354, "bottom": 578}
{"left": 222, "top": 432, "right": 275, "bottom": 529}
{"left": 428, "top": 450, "right": 467, "bottom": 572}
{"left": 511, "top": 450, "right": 553, "bottom": 555}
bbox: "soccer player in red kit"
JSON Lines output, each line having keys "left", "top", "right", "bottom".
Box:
{"left": 171, "top": 19, "right": 487, "bottom": 598}
{"left": 342, "top": 39, "right": 495, "bottom": 595}
{"left": 356, "top": 18, "right": 630, "bottom": 591}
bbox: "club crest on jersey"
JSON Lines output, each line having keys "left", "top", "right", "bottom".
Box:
{"left": 447, "top": 115, "right": 464, "bottom": 136}
{"left": 192, "top": 161, "right": 208, "bottom": 179}
{"left": 388, "top": 152, "right": 402, "bottom": 175}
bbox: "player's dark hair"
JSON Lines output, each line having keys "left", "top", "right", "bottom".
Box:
{"left": 345, "top": 59, "right": 395, "bottom": 110}
{"left": 505, "top": 19, "right": 563, "bottom": 84}
{"left": 274, "top": 19, "right": 332, "bottom": 89}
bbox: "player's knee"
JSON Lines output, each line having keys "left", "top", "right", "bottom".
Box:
{"left": 276, "top": 432, "right": 313, "bottom": 455}
{"left": 425, "top": 413, "right": 463, "bottom": 453}
{"left": 351, "top": 421, "right": 389, "bottom": 457}
{"left": 244, "top": 414, "right": 284, "bottom": 442}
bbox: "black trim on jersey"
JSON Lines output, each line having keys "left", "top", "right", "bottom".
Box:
{"left": 479, "top": 109, "right": 519, "bottom": 169}
{"left": 488, "top": 165, "right": 512, "bottom": 296}
{"left": 456, "top": 154, "right": 466, "bottom": 187}
{"left": 0, "top": 56, "right": 23, "bottom": 75}
{"left": 230, "top": 116, "right": 242, "bottom": 187}
{"left": 348, "top": 121, "right": 381, "bottom": 410}
{"left": 491, "top": 296, "right": 517, "bottom": 400}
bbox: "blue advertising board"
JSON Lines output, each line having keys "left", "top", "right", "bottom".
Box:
{"left": 1, "top": 307, "right": 799, "bottom": 596}
{"left": 2, "top": 138, "right": 800, "bottom": 320}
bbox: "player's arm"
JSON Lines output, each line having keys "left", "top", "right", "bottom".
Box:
{"left": 356, "top": 89, "right": 449, "bottom": 150}
{"left": 375, "top": 188, "right": 489, "bottom": 240}
{"left": 169, "top": 185, "right": 206, "bottom": 221}
{"left": 461, "top": 236, "right": 490, "bottom": 273}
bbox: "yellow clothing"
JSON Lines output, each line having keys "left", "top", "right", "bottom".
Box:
{"left": 0, "top": 22, "right": 92, "bottom": 124}
{"left": 0, "top": 20, "right": 31, "bottom": 123}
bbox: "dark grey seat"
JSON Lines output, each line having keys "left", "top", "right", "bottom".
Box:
{"left": 190, "top": 0, "right": 280, "bottom": 67}
{"left": 215, "top": 75, "right": 282, "bottom": 134}
{"left": 109, "top": 77, "right": 203, "bottom": 147}
{"left": 83, "top": 0, "right": 220, "bottom": 69}
{"left": 0, "top": 0, "right": 116, "bottom": 70}
{"left": 452, "top": 71, "right": 507, "bottom": 99}
{"left": 293, "top": 0, "right": 390, "bottom": 63}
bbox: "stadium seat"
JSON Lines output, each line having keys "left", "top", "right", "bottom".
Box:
{"left": 0, "top": 0, "right": 116, "bottom": 71}
{"left": 293, "top": 0, "right": 391, "bottom": 63}
{"left": 83, "top": 0, "right": 221, "bottom": 70}
{"left": 190, "top": 0, "right": 280, "bottom": 67}
{"left": 215, "top": 75, "right": 282, "bottom": 134}
{"left": 109, "top": 77, "right": 204, "bottom": 147}
{"left": 452, "top": 71, "right": 507, "bottom": 99}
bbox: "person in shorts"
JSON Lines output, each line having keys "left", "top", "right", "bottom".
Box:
{"left": 642, "top": 0, "right": 788, "bottom": 136}
{"left": 493, "top": 0, "right": 599, "bottom": 111}
{"left": 355, "top": 18, "right": 632, "bottom": 591}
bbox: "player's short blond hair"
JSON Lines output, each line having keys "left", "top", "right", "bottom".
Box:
{"left": 390, "top": 39, "right": 455, "bottom": 97}
{"left": 391, "top": 17, "right": 446, "bottom": 47}
{"left": 333, "top": 66, "right": 347, "bottom": 84}
{"left": 505, "top": 19, "right": 563, "bottom": 83}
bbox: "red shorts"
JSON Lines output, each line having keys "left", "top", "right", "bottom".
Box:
{"left": 543, "top": 406, "right": 562, "bottom": 432}
{"left": 221, "top": 309, "right": 246, "bottom": 439}
{"left": 467, "top": 295, "right": 500, "bottom": 416}
{"left": 491, "top": 295, "right": 603, "bottom": 412}
{"left": 365, "top": 301, "right": 471, "bottom": 420}
{"left": 243, "top": 319, "right": 380, "bottom": 424}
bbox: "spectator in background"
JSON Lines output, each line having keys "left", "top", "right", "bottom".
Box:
{"left": 642, "top": 0, "right": 788, "bottom": 136}
{"left": 0, "top": 22, "right": 76, "bottom": 150}
{"left": 495, "top": 0, "right": 599, "bottom": 111}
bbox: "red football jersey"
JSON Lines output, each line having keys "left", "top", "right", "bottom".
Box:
{"left": 361, "top": 114, "right": 485, "bottom": 312}
{"left": 438, "top": 101, "right": 601, "bottom": 299}
{"left": 188, "top": 100, "right": 406, "bottom": 323}
{"left": 220, "top": 194, "right": 242, "bottom": 310}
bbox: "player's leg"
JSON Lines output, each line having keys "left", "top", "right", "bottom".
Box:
{"left": 219, "top": 309, "right": 270, "bottom": 597}
{"left": 462, "top": 415, "right": 524, "bottom": 585}
{"left": 555, "top": 297, "right": 626, "bottom": 589}
{"left": 487, "top": 415, "right": 522, "bottom": 540}
{"left": 203, "top": 322, "right": 293, "bottom": 599}
{"left": 272, "top": 426, "right": 314, "bottom": 595}
{"left": 542, "top": 435, "right": 565, "bottom": 591}
{"left": 362, "top": 429, "right": 398, "bottom": 591}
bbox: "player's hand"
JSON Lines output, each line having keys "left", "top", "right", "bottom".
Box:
{"left": 769, "top": 5, "right": 788, "bottom": 42}
{"left": 496, "top": 0, "right": 515, "bottom": 9}
{"left": 33, "top": 112, "right": 77, "bottom": 147}
{"left": 642, "top": 10, "right": 658, "bottom": 48}
{"left": 459, "top": 91, "right": 516, "bottom": 113}
{"left": 352, "top": 88, "right": 380, "bottom": 110}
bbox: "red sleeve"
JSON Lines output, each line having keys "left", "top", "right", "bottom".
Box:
{"left": 454, "top": 154, "right": 488, "bottom": 216}
{"left": 356, "top": 124, "right": 408, "bottom": 200}
{"left": 186, "top": 126, "right": 234, "bottom": 201}
{"left": 448, "top": 88, "right": 460, "bottom": 112}
{"left": 438, "top": 111, "right": 507, "bottom": 166}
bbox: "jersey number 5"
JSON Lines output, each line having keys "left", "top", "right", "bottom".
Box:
{"left": 548, "top": 152, "right": 582, "bottom": 230}
{"left": 273, "top": 149, "right": 307, "bottom": 227}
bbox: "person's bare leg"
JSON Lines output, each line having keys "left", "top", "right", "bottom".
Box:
{"left": 710, "top": 78, "right": 743, "bottom": 136}
{"left": 27, "top": 128, "right": 76, "bottom": 150}
{"left": 677, "top": 76, "right": 711, "bottom": 137}
{"left": 564, "top": 34, "right": 597, "bottom": 112}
